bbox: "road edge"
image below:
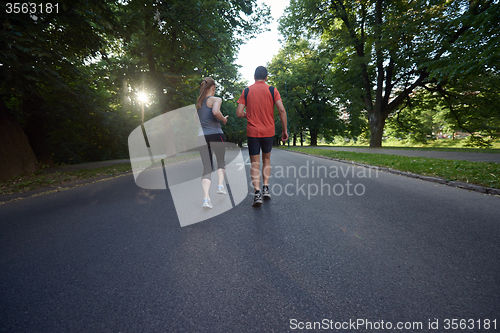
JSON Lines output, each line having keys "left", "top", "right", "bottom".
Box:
{"left": 0, "top": 171, "right": 133, "bottom": 205}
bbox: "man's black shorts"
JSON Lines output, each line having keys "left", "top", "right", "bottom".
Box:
{"left": 247, "top": 136, "right": 273, "bottom": 156}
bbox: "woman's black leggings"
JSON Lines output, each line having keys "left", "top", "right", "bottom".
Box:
{"left": 198, "top": 133, "right": 226, "bottom": 181}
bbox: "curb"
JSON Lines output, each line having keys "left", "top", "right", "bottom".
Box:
{"left": 0, "top": 155, "right": 198, "bottom": 205}
{"left": 285, "top": 150, "right": 500, "bottom": 197}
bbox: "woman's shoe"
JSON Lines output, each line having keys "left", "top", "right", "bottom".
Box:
{"left": 202, "top": 198, "right": 213, "bottom": 208}
{"left": 217, "top": 185, "right": 227, "bottom": 194}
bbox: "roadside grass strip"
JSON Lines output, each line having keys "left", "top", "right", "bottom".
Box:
{"left": 316, "top": 145, "right": 500, "bottom": 154}
{"left": 322, "top": 137, "right": 500, "bottom": 152}
{"left": 0, "top": 164, "right": 133, "bottom": 195}
{"left": 282, "top": 147, "right": 500, "bottom": 192}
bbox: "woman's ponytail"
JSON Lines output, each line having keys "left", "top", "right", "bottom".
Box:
{"left": 196, "top": 77, "right": 215, "bottom": 109}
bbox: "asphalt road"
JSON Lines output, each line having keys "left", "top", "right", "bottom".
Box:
{"left": 1, "top": 149, "right": 499, "bottom": 332}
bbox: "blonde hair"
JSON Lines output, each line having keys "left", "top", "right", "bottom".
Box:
{"left": 196, "top": 77, "right": 215, "bottom": 109}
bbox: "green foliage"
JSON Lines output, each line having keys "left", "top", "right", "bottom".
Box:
{"left": 222, "top": 98, "right": 248, "bottom": 146}
{"left": 268, "top": 39, "right": 342, "bottom": 146}
{"left": 278, "top": 0, "right": 500, "bottom": 147}
{"left": 386, "top": 69, "right": 500, "bottom": 147}
{"left": 114, "top": 0, "right": 270, "bottom": 115}
{"left": 0, "top": 0, "right": 127, "bottom": 164}
{"left": 1, "top": 0, "right": 269, "bottom": 166}
{"left": 425, "top": 0, "right": 500, "bottom": 82}
{"left": 385, "top": 89, "right": 439, "bottom": 143}
{"left": 1, "top": 0, "right": 117, "bottom": 95}
{"left": 220, "top": 79, "right": 248, "bottom": 146}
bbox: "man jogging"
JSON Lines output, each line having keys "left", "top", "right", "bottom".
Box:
{"left": 236, "top": 66, "right": 288, "bottom": 206}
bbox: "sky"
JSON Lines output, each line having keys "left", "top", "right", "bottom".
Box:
{"left": 236, "top": 0, "right": 290, "bottom": 84}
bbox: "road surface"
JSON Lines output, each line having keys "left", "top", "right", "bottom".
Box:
{"left": 1, "top": 149, "right": 499, "bottom": 332}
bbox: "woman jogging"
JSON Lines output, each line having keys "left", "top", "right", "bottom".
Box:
{"left": 196, "top": 77, "right": 229, "bottom": 208}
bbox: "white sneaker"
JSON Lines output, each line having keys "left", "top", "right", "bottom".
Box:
{"left": 202, "top": 198, "right": 212, "bottom": 208}
{"left": 217, "top": 185, "right": 227, "bottom": 195}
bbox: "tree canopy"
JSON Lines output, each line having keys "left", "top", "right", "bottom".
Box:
{"left": 268, "top": 39, "right": 341, "bottom": 146}
{"left": 0, "top": 0, "right": 270, "bottom": 181}
{"left": 278, "top": 0, "right": 500, "bottom": 147}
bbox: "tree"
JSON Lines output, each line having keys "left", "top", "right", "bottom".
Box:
{"left": 0, "top": 0, "right": 270, "bottom": 181}
{"left": 268, "top": 39, "right": 340, "bottom": 146}
{"left": 386, "top": 69, "right": 500, "bottom": 146}
{"left": 279, "top": 0, "right": 498, "bottom": 147}
{"left": 0, "top": 99, "right": 39, "bottom": 180}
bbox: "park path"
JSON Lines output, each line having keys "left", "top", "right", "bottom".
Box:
{"left": 308, "top": 146, "right": 500, "bottom": 163}
{"left": 42, "top": 146, "right": 500, "bottom": 175}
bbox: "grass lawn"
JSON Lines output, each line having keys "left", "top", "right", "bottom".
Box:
{"left": 281, "top": 147, "right": 500, "bottom": 190}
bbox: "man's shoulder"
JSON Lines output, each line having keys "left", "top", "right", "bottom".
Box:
{"left": 249, "top": 81, "right": 273, "bottom": 91}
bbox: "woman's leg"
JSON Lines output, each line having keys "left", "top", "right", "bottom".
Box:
{"left": 216, "top": 168, "right": 225, "bottom": 186}
{"left": 211, "top": 134, "right": 226, "bottom": 187}
{"left": 202, "top": 178, "right": 211, "bottom": 199}
{"left": 198, "top": 136, "right": 213, "bottom": 199}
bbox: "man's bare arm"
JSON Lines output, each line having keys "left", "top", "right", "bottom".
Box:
{"left": 236, "top": 103, "right": 247, "bottom": 118}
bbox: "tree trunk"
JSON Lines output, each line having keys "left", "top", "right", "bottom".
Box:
{"left": 300, "top": 131, "right": 303, "bottom": 146}
{"left": 310, "top": 130, "right": 318, "bottom": 146}
{"left": 293, "top": 133, "right": 297, "bottom": 146}
{"left": 368, "top": 112, "right": 386, "bottom": 147}
{"left": 0, "top": 100, "right": 39, "bottom": 181}
{"left": 24, "top": 97, "right": 54, "bottom": 167}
